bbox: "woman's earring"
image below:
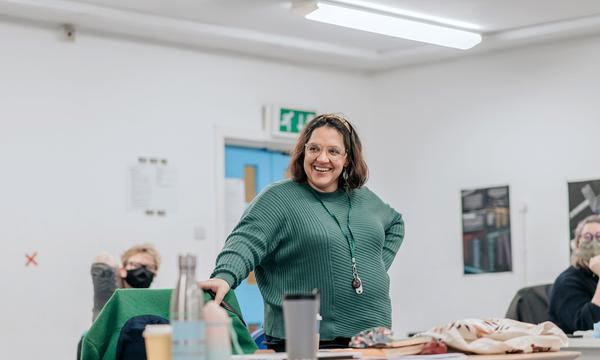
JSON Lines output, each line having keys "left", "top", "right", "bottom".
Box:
{"left": 343, "top": 168, "right": 349, "bottom": 187}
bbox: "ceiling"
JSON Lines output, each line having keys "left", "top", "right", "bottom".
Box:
{"left": 3, "top": 0, "right": 600, "bottom": 72}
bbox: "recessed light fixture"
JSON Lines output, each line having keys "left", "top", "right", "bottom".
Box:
{"left": 292, "top": 0, "right": 482, "bottom": 50}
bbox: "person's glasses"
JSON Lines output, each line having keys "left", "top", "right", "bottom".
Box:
{"left": 581, "top": 232, "right": 600, "bottom": 243}
{"left": 126, "top": 261, "right": 157, "bottom": 273}
{"left": 304, "top": 143, "right": 346, "bottom": 160}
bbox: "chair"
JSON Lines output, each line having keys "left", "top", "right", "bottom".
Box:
{"left": 251, "top": 328, "right": 267, "bottom": 349}
{"left": 505, "top": 284, "right": 553, "bottom": 324}
{"left": 80, "top": 288, "right": 257, "bottom": 360}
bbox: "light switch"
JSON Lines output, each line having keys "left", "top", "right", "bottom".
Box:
{"left": 194, "top": 226, "right": 206, "bottom": 241}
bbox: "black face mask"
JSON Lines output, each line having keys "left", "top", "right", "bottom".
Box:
{"left": 124, "top": 266, "right": 155, "bottom": 288}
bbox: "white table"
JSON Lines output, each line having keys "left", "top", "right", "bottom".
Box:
{"left": 564, "top": 337, "right": 600, "bottom": 360}
{"left": 465, "top": 352, "right": 580, "bottom": 360}
{"left": 235, "top": 351, "right": 581, "bottom": 360}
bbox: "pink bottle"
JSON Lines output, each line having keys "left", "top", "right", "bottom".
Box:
{"left": 203, "top": 301, "right": 231, "bottom": 360}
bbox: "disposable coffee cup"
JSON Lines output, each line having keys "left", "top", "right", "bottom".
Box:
{"left": 315, "top": 313, "right": 322, "bottom": 352}
{"left": 284, "top": 292, "right": 319, "bottom": 360}
{"left": 143, "top": 324, "right": 173, "bottom": 360}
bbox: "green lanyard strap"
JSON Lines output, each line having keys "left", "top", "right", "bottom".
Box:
{"left": 310, "top": 188, "right": 363, "bottom": 295}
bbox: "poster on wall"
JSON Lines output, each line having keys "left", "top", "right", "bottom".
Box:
{"left": 462, "top": 185, "right": 512, "bottom": 275}
{"left": 568, "top": 179, "right": 600, "bottom": 246}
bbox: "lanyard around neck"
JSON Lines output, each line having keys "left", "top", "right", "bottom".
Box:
{"left": 308, "top": 186, "right": 363, "bottom": 294}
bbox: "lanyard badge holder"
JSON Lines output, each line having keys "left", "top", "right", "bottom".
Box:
{"left": 351, "top": 257, "right": 363, "bottom": 294}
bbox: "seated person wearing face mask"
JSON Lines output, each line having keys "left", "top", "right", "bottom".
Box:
{"left": 549, "top": 214, "right": 600, "bottom": 333}
{"left": 91, "top": 243, "right": 160, "bottom": 321}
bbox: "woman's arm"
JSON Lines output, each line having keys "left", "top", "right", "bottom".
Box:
{"left": 210, "top": 186, "right": 287, "bottom": 290}
{"left": 551, "top": 266, "right": 600, "bottom": 333}
{"left": 382, "top": 209, "right": 405, "bottom": 270}
{"left": 91, "top": 259, "right": 118, "bottom": 321}
{"left": 588, "top": 255, "right": 600, "bottom": 306}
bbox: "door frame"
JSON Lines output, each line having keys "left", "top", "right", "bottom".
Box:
{"left": 214, "top": 126, "right": 294, "bottom": 255}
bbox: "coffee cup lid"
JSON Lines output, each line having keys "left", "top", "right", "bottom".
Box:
{"left": 143, "top": 324, "right": 172, "bottom": 337}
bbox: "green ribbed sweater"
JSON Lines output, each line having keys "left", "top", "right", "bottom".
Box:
{"left": 212, "top": 179, "right": 404, "bottom": 340}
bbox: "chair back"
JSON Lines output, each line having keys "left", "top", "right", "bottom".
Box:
{"left": 505, "top": 284, "right": 553, "bottom": 324}
{"left": 80, "top": 289, "right": 257, "bottom": 360}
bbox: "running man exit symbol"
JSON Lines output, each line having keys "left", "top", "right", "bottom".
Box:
{"left": 25, "top": 252, "right": 38, "bottom": 266}
{"left": 279, "top": 108, "right": 316, "bottom": 134}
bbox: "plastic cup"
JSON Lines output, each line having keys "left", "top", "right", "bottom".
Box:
{"left": 594, "top": 322, "right": 600, "bottom": 339}
{"left": 315, "top": 313, "right": 322, "bottom": 352}
{"left": 143, "top": 324, "right": 173, "bottom": 360}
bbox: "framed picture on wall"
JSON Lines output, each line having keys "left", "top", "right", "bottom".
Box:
{"left": 461, "top": 185, "right": 512, "bottom": 275}
{"left": 568, "top": 178, "right": 600, "bottom": 250}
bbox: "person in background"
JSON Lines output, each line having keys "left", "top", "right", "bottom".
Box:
{"left": 91, "top": 243, "right": 161, "bottom": 320}
{"left": 201, "top": 113, "right": 405, "bottom": 350}
{"left": 549, "top": 214, "right": 600, "bottom": 333}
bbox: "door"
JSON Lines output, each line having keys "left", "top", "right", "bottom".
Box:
{"left": 224, "top": 145, "right": 290, "bottom": 334}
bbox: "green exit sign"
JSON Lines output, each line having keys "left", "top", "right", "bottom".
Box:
{"left": 265, "top": 105, "right": 318, "bottom": 140}
{"left": 278, "top": 108, "right": 316, "bottom": 135}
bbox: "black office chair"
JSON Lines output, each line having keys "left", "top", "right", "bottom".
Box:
{"left": 505, "top": 284, "right": 553, "bottom": 324}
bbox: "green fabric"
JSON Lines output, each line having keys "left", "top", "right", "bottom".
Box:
{"left": 212, "top": 179, "right": 404, "bottom": 340}
{"left": 80, "top": 288, "right": 257, "bottom": 360}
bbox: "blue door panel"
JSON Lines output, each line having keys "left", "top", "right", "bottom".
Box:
{"left": 225, "top": 146, "right": 273, "bottom": 194}
{"left": 271, "top": 152, "right": 291, "bottom": 183}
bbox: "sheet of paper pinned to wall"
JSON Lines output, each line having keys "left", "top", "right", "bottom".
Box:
{"left": 225, "top": 177, "right": 246, "bottom": 234}
{"left": 128, "top": 158, "right": 178, "bottom": 213}
{"left": 153, "top": 164, "right": 178, "bottom": 211}
{"left": 130, "top": 161, "right": 153, "bottom": 209}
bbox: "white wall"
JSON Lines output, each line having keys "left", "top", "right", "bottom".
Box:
{"left": 0, "top": 20, "right": 372, "bottom": 359}
{"left": 367, "top": 35, "right": 600, "bottom": 336}
{"left": 5, "top": 14, "right": 600, "bottom": 359}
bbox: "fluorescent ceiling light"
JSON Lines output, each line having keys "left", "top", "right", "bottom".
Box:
{"left": 332, "top": 0, "right": 482, "bottom": 30}
{"left": 294, "top": 1, "right": 482, "bottom": 50}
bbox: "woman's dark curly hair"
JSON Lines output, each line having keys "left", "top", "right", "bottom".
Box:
{"left": 289, "top": 113, "right": 368, "bottom": 190}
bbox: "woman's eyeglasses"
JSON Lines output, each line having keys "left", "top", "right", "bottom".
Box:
{"left": 581, "top": 232, "right": 600, "bottom": 243}
{"left": 305, "top": 143, "right": 346, "bottom": 160}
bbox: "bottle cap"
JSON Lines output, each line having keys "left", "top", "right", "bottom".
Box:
{"left": 178, "top": 254, "right": 197, "bottom": 267}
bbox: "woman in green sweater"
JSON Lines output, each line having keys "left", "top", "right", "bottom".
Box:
{"left": 201, "top": 114, "right": 405, "bottom": 350}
